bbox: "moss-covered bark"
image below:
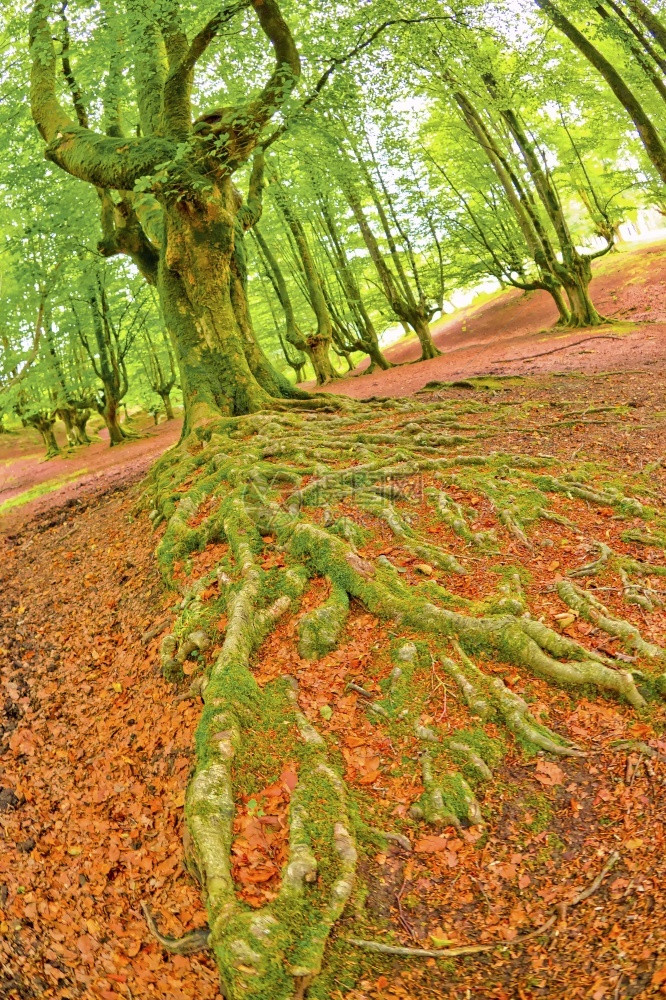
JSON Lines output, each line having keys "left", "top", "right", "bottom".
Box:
{"left": 141, "top": 396, "right": 666, "bottom": 995}
{"left": 29, "top": 0, "right": 304, "bottom": 430}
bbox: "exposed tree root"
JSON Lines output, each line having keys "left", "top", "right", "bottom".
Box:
{"left": 347, "top": 850, "right": 620, "bottom": 958}
{"left": 557, "top": 579, "right": 666, "bottom": 667}
{"left": 141, "top": 901, "right": 211, "bottom": 955}
{"left": 496, "top": 334, "right": 621, "bottom": 365}
{"left": 141, "top": 396, "right": 666, "bottom": 996}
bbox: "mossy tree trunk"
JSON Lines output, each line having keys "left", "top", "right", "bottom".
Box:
{"left": 229, "top": 159, "right": 312, "bottom": 402}
{"left": 30, "top": 0, "right": 304, "bottom": 431}
{"left": 24, "top": 411, "right": 61, "bottom": 458}
{"left": 157, "top": 195, "right": 276, "bottom": 432}
{"left": 56, "top": 406, "right": 78, "bottom": 448}
{"left": 314, "top": 185, "right": 393, "bottom": 370}
{"left": 73, "top": 407, "right": 92, "bottom": 443}
{"left": 271, "top": 182, "right": 338, "bottom": 384}
{"left": 159, "top": 391, "right": 175, "bottom": 420}
{"left": 341, "top": 179, "right": 441, "bottom": 360}
{"left": 342, "top": 138, "right": 441, "bottom": 360}
{"left": 622, "top": 0, "right": 666, "bottom": 52}
{"left": 39, "top": 420, "right": 61, "bottom": 458}
{"left": 481, "top": 74, "right": 609, "bottom": 326}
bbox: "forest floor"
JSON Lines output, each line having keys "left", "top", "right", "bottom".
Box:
{"left": 307, "top": 237, "right": 666, "bottom": 398}
{"left": 0, "top": 414, "right": 181, "bottom": 535}
{"left": 2, "top": 245, "right": 666, "bottom": 1000}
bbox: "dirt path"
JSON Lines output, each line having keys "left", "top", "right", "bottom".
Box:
{"left": 305, "top": 239, "right": 666, "bottom": 399}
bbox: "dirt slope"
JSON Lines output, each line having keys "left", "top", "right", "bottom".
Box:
{"left": 0, "top": 418, "right": 182, "bottom": 534}
{"left": 306, "top": 239, "right": 666, "bottom": 399}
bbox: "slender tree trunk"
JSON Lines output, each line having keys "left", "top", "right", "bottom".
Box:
{"left": 596, "top": 2, "right": 666, "bottom": 103}
{"left": 316, "top": 195, "right": 392, "bottom": 369}
{"left": 410, "top": 315, "right": 439, "bottom": 360}
{"left": 622, "top": 0, "right": 666, "bottom": 53}
{"left": 230, "top": 229, "right": 310, "bottom": 400}
{"left": 254, "top": 226, "right": 309, "bottom": 360}
{"left": 535, "top": 0, "right": 666, "bottom": 184}
{"left": 272, "top": 188, "right": 337, "bottom": 384}
{"left": 480, "top": 76, "right": 607, "bottom": 326}
{"left": 101, "top": 397, "right": 126, "bottom": 446}
{"left": 159, "top": 391, "right": 175, "bottom": 420}
{"left": 73, "top": 408, "right": 91, "bottom": 444}
{"left": 34, "top": 418, "right": 60, "bottom": 458}
{"left": 342, "top": 181, "right": 440, "bottom": 359}
{"left": 57, "top": 407, "right": 78, "bottom": 447}
{"left": 549, "top": 283, "right": 572, "bottom": 325}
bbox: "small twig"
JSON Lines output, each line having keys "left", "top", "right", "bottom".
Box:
{"left": 141, "top": 618, "right": 171, "bottom": 644}
{"left": 624, "top": 756, "right": 633, "bottom": 784}
{"left": 396, "top": 877, "right": 416, "bottom": 941}
{"left": 614, "top": 971, "right": 624, "bottom": 1000}
{"left": 611, "top": 740, "right": 666, "bottom": 762}
{"left": 570, "top": 852, "right": 620, "bottom": 904}
{"left": 628, "top": 753, "right": 644, "bottom": 786}
{"left": 346, "top": 681, "right": 374, "bottom": 699}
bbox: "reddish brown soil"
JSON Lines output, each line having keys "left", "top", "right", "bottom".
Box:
{"left": 0, "top": 417, "right": 182, "bottom": 534}
{"left": 305, "top": 240, "right": 666, "bottom": 399}
{"left": 0, "top": 479, "right": 219, "bottom": 999}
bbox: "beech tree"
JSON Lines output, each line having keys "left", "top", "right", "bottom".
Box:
{"left": 30, "top": 0, "right": 310, "bottom": 430}
{"left": 535, "top": 0, "right": 666, "bottom": 182}
{"left": 17, "top": 3, "right": 666, "bottom": 999}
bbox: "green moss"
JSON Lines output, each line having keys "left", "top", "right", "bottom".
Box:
{"left": 446, "top": 726, "right": 505, "bottom": 770}
{"left": 298, "top": 584, "right": 349, "bottom": 659}
{"left": 522, "top": 792, "right": 553, "bottom": 833}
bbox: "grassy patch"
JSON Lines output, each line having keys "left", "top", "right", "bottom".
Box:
{"left": 0, "top": 470, "right": 86, "bottom": 515}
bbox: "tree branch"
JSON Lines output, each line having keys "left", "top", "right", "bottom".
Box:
{"left": 184, "top": 1, "right": 251, "bottom": 74}
{"left": 0, "top": 302, "right": 45, "bottom": 396}
{"left": 218, "top": 0, "right": 300, "bottom": 161}
{"left": 59, "top": 1, "right": 88, "bottom": 128}
{"left": 30, "top": 0, "right": 175, "bottom": 188}
{"left": 238, "top": 150, "right": 265, "bottom": 230}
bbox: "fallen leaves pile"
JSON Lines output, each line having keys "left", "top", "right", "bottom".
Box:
{"left": 0, "top": 487, "right": 219, "bottom": 998}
